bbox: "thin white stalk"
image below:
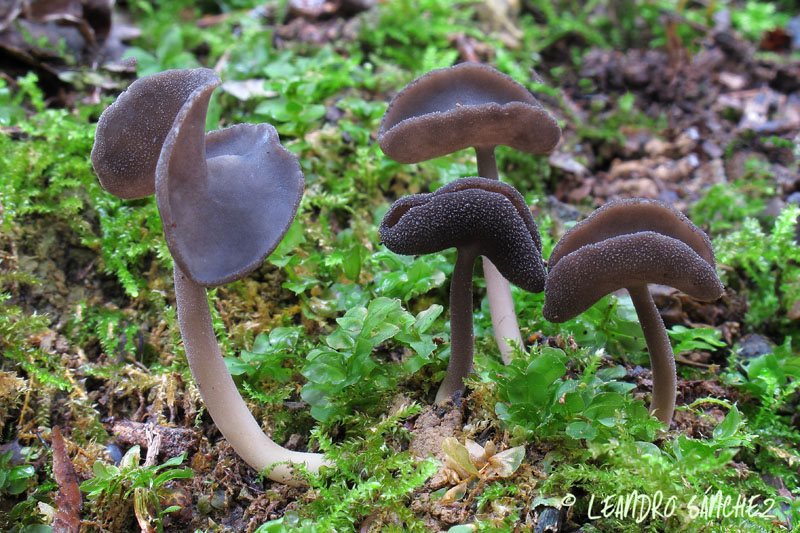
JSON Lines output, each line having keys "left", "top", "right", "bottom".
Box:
{"left": 475, "top": 145, "right": 523, "bottom": 364}
{"left": 174, "top": 266, "right": 327, "bottom": 484}
{"left": 482, "top": 257, "right": 523, "bottom": 365}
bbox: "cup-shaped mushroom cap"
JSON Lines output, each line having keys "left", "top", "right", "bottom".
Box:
{"left": 379, "top": 177, "right": 546, "bottom": 293}
{"left": 155, "top": 82, "right": 304, "bottom": 287}
{"left": 543, "top": 232, "right": 724, "bottom": 322}
{"left": 92, "top": 68, "right": 221, "bottom": 199}
{"left": 378, "top": 63, "right": 561, "bottom": 164}
{"left": 548, "top": 198, "right": 717, "bottom": 268}
{"left": 543, "top": 199, "right": 724, "bottom": 322}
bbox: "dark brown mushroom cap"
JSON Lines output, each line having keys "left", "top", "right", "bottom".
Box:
{"left": 378, "top": 63, "right": 561, "bottom": 164}
{"left": 379, "top": 177, "right": 545, "bottom": 293}
{"left": 155, "top": 84, "right": 304, "bottom": 287}
{"left": 543, "top": 232, "right": 724, "bottom": 322}
{"left": 543, "top": 199, "right": 724, "bottom": 323}
{"left": 92, "top": 68, "right": 221, "bottom": 199}
{"left": 548, "top": 198, "right": 716, "bottom": 268}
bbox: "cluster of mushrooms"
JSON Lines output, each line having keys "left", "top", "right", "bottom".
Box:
{"left": 91, "top": 63, "right": 723, "bottom": 484}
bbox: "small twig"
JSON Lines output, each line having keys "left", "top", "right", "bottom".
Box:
{"left": 144, "top": 423, "right": 162, "bottom": 467}
{"left": 659, "top": 7, "right": 711, "bottom": 34}
{"left": 17, "top": 375, "right": 33, "bottom": 431}
{"left": 674, "top": 355, "right": 718, "bottom": 369}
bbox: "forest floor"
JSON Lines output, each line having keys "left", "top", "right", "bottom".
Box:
{"left": 1, "top": 1, "right": 800, "bottom": 532}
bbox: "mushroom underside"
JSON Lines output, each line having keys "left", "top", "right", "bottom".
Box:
{"left": 378, "top": 63, "right": 560, "bottom": 163}
{"left": 379, "top": 103, "right": 559, "bottom": 163}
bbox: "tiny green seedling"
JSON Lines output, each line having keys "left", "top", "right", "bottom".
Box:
{"left": 80, "top": 445, "right": 193, "bottom": 533}
{"left": 300, "top": 297, "right": 443, "bottom": 422}
{"left": 493, "top": 346, "right": 660, "bottom": 444}
{"left": 0, "top": 449, "right": 36, "bottom": 496}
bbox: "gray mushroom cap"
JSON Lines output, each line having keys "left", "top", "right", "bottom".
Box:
{"left": 156, "top": 119, "right": 303, "bottom": 287}
{"left": 378, "top": 63, "right": 561, "bottom": 164}
{"left": 92, "top": 67, "right": 304, "bottom": 287}
{"left": 379, "top": 177, "right": 546, "bottom": 293}
{"left": 92, "top": 68, "right": 221, "bottom": 199}
{"left": 543, "top": 199, "right": 724, "bottom": 322}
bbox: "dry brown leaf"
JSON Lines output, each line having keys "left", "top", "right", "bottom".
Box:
{"left": 52, "top": 426, "right": 82, "bottom": 533}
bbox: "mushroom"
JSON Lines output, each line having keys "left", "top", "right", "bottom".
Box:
{"left": 542, "top": 199, "right": 724, "bottom": 423}
{"left": 379, "top": 177, "right": 546, "bottom": 402}
{"left": 92, "top": 68, "right": 326, "bottom": 484}
{"left": 378, "top": 62, "right": 560, "bottom": 363}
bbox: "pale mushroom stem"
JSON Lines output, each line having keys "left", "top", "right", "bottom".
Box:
{"left": 627, "top": 283, "right": 676, "bottom": 425}
{"left": 436, "top": 244, "right": 480, "bottom": 403}
{"left": 174, "top": 266, "right": 327, "bottom": 484}
{"left": 475, "top": 145, "right": 523, "bottom": 365}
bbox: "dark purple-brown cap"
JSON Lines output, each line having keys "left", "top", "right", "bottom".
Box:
{"left": 378, "top": 63, "right": 561, "bottom": 164}
{"left": 543, "top": 199, "right": 724, "bottom": 322}
{"left": 547, "top": 199, "right": 716, "bottom": 268}
{"left": 379, "top": 177, "right": 545, "bottom": 293}
{"left": 92, "top": 68, "right": 221, "bottom": 199}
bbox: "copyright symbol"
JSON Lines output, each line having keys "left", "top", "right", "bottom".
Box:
{"left": 561, "top": 493, "right": 576, "bottom": 507}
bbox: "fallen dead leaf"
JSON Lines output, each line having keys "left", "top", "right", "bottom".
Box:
{"left": 52, "top": 426, "right": 82, "bottom": 533}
